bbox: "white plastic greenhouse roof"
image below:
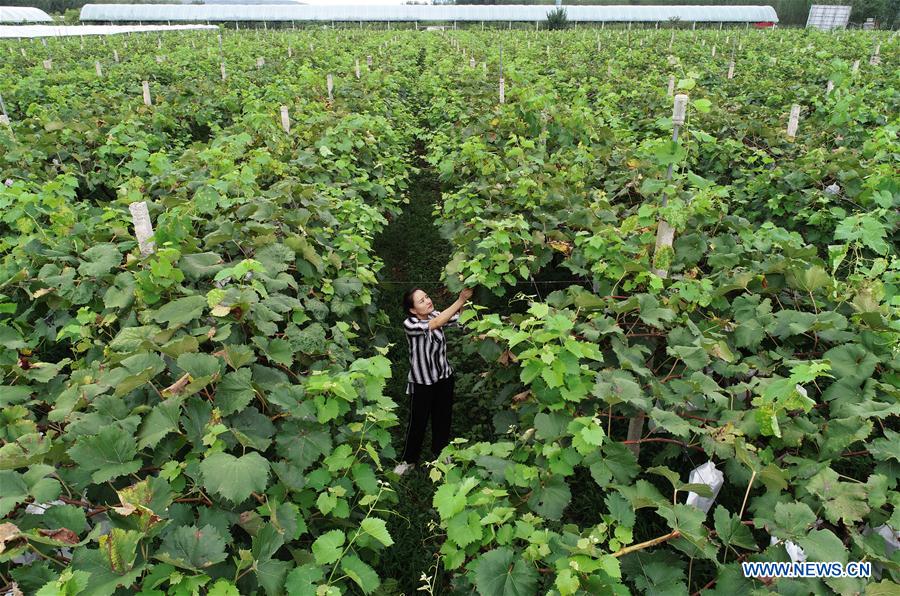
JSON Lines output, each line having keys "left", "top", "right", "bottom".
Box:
{"left": 0, "top": 24, "right": 217, "bottom": 37}
{"left": 0, "top": 6, "right": 52, "bottom": 22}
{"left": 80, "top": 4, "right": 780, "bottom": 23}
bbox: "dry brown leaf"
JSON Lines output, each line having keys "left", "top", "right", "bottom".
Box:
{"left": 37, "top": 527, "right": 79, "bottom": 544}
{"left": 512, "top": 390, "right": 532, "bottom": 404}
{"left": 0, "top": 522, "right": 22, "bottom": 553}
{"left": 162, "top": 373, "right": 191, "bottom": 397}
{"left": 112, "top": 504, "right": 137, "bottom": 516}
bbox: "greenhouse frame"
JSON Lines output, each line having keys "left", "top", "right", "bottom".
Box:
{"left": 0, "top": 6, "right": 52, "bottom": 22}
{"left": 80, "top": 4, "right": 780, "bottom": 24}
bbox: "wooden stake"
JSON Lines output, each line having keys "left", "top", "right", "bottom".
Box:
{"left": 142, "top": 81, "right": 152, "bottom": 106}
{"left": 652, "top": 94, "right": 687, "bottom": 280}
{"left": 327, "top": 74, "right": 333, "bottom": 101}
{"left": 280, "top": 105, "right": 290, "bottom": 133}
{"left": 95, "top": 61, "right": 102, "bottom": 77}
{"left": 129, "top": 202, "right": 156, "bottom": 257}
{"left": 786, "top": 104, "right": 800, "bottom": 139}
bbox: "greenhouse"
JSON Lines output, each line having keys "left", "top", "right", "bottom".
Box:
{"left": 0, "top": 6, "right": 52, "bottom": 22}
{"left": 0, "top": 24, "right": 217, "bottom": 38}
{"left": 80, "top": 4, "right": 779, "bottom": 24}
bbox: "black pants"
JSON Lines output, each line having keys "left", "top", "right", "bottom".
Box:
{"left": 400, "top": 374, "right": 455, "bottom": 464}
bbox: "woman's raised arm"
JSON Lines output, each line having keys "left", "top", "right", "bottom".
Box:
{"left": 427, "top": 288, "right": 473, "bottom": 331}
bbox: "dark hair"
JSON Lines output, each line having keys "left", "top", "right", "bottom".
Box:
{"left": 402, "top": 287, "right": 422, "bottom": 317}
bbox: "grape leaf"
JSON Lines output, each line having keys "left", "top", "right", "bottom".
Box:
{"left": 311, "top": 529, "right": 345, "bottom": 565}
{"left": 66, "top": 427, "right": 141, "bottom": 484}
{"left": 200, "top": 451, "right": 269, "bottom": 503}
{"left": 475, "top": 547, "right": 539, "bottom": 596}
{"left": 155, "top": 524, "right": 227, "bottom": 571}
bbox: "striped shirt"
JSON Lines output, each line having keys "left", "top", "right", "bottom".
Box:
{"left": 404, "top": 309, "right": 461, "bottom": 395}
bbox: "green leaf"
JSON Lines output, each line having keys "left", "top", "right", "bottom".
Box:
{"left": 556, "top": 568, "right": 580, "bottom": 596}
{"left": 0, "top": 385, "right": 32, "bottom": 407}
{"left": 284, "top": 564, "right": 324, "bottom": 595}
{"left": 798, "top": 529, "right": 847, "bottom": 563}
{"left": 475, "top": 547, "right": 539, "bottom": 596}
{"left": 770, "top": 501, "right": 816, "bottom": 541}
{"left": 433, "top": 481, "right": 470, "bottom": 519}
{"left": 99, "top": 528, "right": 142, "bottom": 573}
{"left": 137, "top": 397, "right": 183, "bottom": 449}
{"left": 527, "top": 474, "right": 571, "bottom": 520}
{"left": 806, "top": 468, "right": 869, "bottom": 525}
{"left": 447, "top": 511, "right": 483, "bottom": 548}
{"left": 693, "top": 98, "right": 712, "bottom": 113}
{"left": 636, "top": 294, "right": 676, "bottom": 328}
{"left": 256, "top": 558, "right": 291, "bottom": 596}
{"left": 615, "top": 480, "right": 667, "bottom": 510}
{"left": 668, "top": 345, "right": 710, "bottom": 370}
{"left": 159, "top": 334, "right": 199, "bottom": 359}
{"left": 78, "top": 244, "right": 121, "bottom": 277}
{"left": 340, "top": 555, "right": 380, "bottom": 595}
{"left": 35, "top": 569, "right": 91, "bottom": 596}
{"left": 360, "top": 517, "right": 393, "bottom": 547}
{"left": 153, "top": 295, "right": 207, "bottom": 327}
{"left": 216, "top": 368, "right": 256, "bottom": 416}
{"left": 200, "top": 451, "right": 270, "bottom": 503}
{"left": 649, "top": 408, "right": 692, "bottom": 438}
{"left": 0, "top": 324, "right": 26, "bottom": 350}
{"left": 870, "top": 430, "right": 900, "bottom": 462}
{"left": 657, "top": 504, "right": 706, "bottom": 541}
{"left": 534, "top": 412, "right": 569, "bottom": 441}
{"left": 42, "top": 504, "right": 88, "bottom": 534}
{"left": 0, "top": 470, "right": 28, "bottom": 516}
{"left": 69, "top": 548, "right": 145, "bottom": 596}
{"left": 177, "top": 352, "right": 222, "bottom": 380}
{"left": 713, "top": 506, "right": 757, "bottom": 551}
{"left": 67, "top": 427, "right": 141, "bottom": 483}
{"left": 769, "top": 310, "right": 817, "bottom": 339}
{"left": 207, "top": 579, "right": 241, "bottom": 596}
{"left": 823, "top": 344, "right": 878, "bottom": 385}
{"left": 605, "top": 492, "right": 636, "bottom": 528}
{"left": 264, "top": 338, "right": 294, "bottom": 367}
{"left": 311, "top": 529, "right": 345, "bottom": 565}
{"left": 179, "top": 253, "right": 225, "bottom": 281}
{"left": 155, "top": 524, "right": 227, "bottom": 571}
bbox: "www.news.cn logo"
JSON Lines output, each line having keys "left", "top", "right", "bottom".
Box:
{"left": 742, "top": 561, "right": 872, "bottom": 578}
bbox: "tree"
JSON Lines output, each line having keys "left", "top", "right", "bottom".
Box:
{"left": 546, "top": 7, "right": 568, "bottom": 29}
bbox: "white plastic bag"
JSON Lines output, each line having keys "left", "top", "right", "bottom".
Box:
{"left": 863, "top": 524, "right": 899, "bottom": 579}
{"left": 770, "top": 535, "right": 808, "bottom": 563}
{"left": 685, "top": 461, "right": 724, "bottom": 514}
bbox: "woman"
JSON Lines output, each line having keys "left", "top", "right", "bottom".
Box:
{"left": 393, "top": 286, "right": 474, "bottom": 476}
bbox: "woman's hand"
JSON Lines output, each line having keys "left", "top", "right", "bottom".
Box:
{"left": 459, "top": 288, "right": 474, "bottom": 302}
